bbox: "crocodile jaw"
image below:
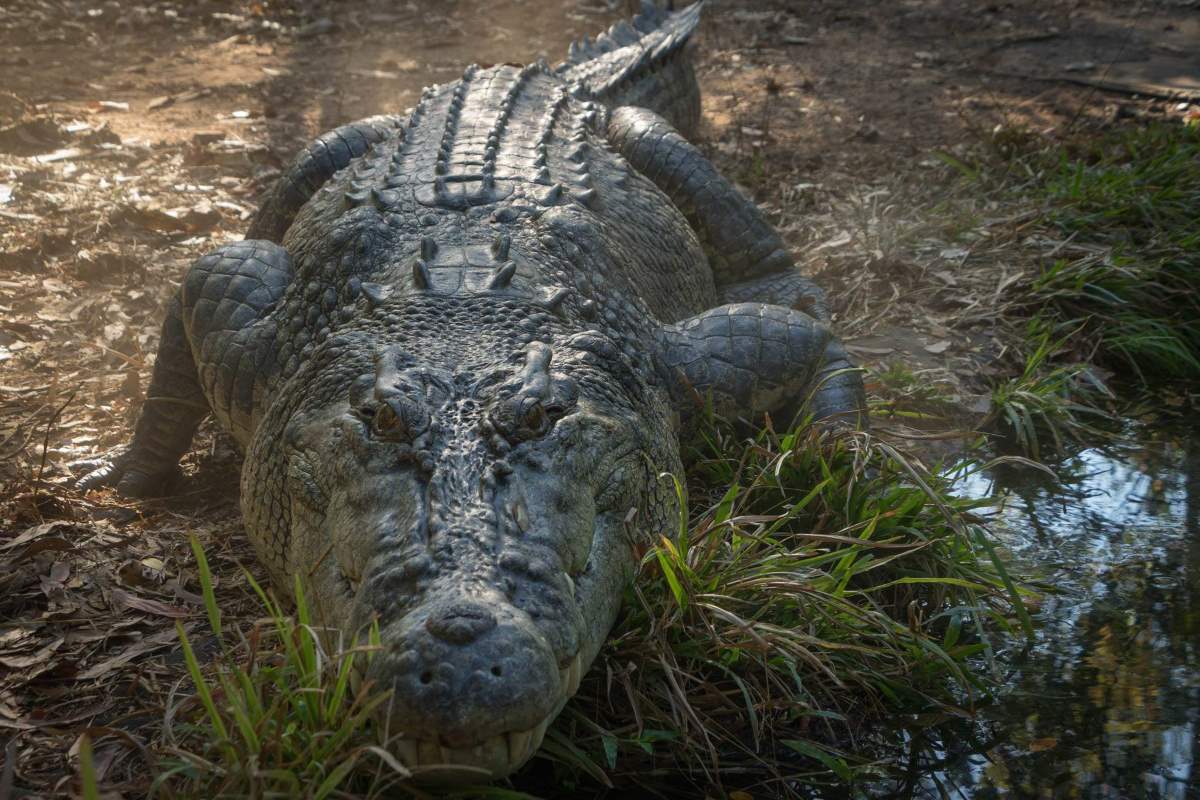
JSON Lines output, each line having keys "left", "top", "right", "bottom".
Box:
{"left": 380, "top": 651, "right": 582, "bottom": 781}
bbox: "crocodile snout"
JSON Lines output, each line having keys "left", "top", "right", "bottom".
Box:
{"left": 367, "top": 595, "right": 578, "bottom": 779}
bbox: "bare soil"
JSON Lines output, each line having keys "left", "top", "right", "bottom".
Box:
{"left": 1, "top": 0, "right": 1195, "bottom": 794}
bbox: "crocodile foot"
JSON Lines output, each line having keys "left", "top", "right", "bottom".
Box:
{"left": 74, "top": 447, "right": 181, "bottom": 497}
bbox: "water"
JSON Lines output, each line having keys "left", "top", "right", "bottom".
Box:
{"left": 901, "top": 421, "right": 1200, "bottom": 799}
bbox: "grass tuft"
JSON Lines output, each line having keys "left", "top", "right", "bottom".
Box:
{"left": 537, "top": 417, "right": 1023, "bottom": 797}
{"left": 150, "top": 537, "right": 410, "bottom": 799}
{"left": 986, "top": 322, "right": 1113, "bottom": 459}
{"left": 993, "top": 121, "right": 1199, "bottom": 385}
{"left": 933, "top": 119, "right": 1200, "bottom": 456}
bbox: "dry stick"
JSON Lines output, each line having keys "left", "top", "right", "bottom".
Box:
{"left": 981, "top": 31, "right": 1062, "bottom": 55}
{"left": 30, "top": 389, "right": 78, "bottom": 516}
{"left": 0, "top": 401, "right": 51, "bottom": 461}
{"left": 988, "top": 71, "right": 1200, "bottom": 103}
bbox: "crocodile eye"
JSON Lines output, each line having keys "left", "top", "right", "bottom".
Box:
{"left": 370, "top": 397, "right": 428, "bottom": 442}
{"left": 519, "top": 398, "right": 550, "bottom": 438}
{"left": 490, "top": 395, "right": 557, "bottom": 444}
{"left": 373, "top": 402, "right": 403, "bottom": 436}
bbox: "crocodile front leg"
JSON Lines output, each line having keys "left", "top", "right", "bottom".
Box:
{"left": 607, "top": 105, "right": 828, "bottom": 320}
{"left": 657, "top": 303, "right": 866, "bottom": 430}
{"left": 76, "top": 294, "right": 210, "bottom": 495}
{"left": 181, "top": 241, "right": 292, "bottom": 442}
{"left": 79, "top": 240, "right": 292, "bottom": 495}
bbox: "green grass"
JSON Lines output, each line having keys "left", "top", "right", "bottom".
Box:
{"left": 538, "top": 418, "right": 1025, "bottom": 797}
{"left": 121, "top": 416, "right": 1024, "bottom": 799}
{"left": 867, "top": 362, "right": 961, "bottom": 421}
{"left": 941, "top": 119, "right": 1199, "bottom": 455}
{"left": 986, "top": 323, "right": 1113, "bottom": 460}
{"left": 148, "top": 539, "right": 415, "bottom": 799}
{"left": 997, "top": 121, "right": 1198, "bottom": 383}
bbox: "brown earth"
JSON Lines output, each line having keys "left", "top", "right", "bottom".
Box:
{"left": 0, "top": 0, "right": 1196, "bottom": 795}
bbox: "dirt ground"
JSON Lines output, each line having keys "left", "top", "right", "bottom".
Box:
{"left": 1, "top": 0, "right": 1196, "bottom": 795}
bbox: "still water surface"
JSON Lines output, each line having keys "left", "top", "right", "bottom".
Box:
{"left": 905, "top": 422, "right": 1199, "bottom": 799}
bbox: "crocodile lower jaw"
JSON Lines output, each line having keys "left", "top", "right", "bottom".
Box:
{"left": 393, "top": 652, "right": 583, "bottom": 781}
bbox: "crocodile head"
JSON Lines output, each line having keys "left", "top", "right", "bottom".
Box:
{"left": 263, "top": 303, "right": 677, "bottom": 780}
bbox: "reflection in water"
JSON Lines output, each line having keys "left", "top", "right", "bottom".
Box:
{"left": 906, "top": 421, "right": 1199, "bottom": 799}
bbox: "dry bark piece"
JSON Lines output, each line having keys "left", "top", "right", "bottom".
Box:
{"left": 75, "top": 250, "right": 139, "bottom": 282}
{"left": 0, "top": 118, "right": 69, "bottom": 156}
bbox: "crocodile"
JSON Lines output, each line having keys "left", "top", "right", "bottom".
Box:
{"left": 79, "top": 0, "right": 865, "bottom": 782}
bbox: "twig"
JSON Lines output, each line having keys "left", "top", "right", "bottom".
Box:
{"left": 0, "top": 402, "right": 51, "bottom": 460}
{"left": 987, "top": 71, "right": 1200, "bottom": 102}
{"left": 981, "top": 31, "right": 1061, "bottom": 55}
{"left": 31, "top": 389, "right": 77, "bottom": 514}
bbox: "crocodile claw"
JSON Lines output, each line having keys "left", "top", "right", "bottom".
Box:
{"left": 74, "top": 447, "right": 179, "bottom": 497}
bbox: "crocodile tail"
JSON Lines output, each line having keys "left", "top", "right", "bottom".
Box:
{"left": 556, "top": 1, "right": 703, "bottom": 136}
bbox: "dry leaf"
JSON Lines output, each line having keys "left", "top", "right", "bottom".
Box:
{"left": 110, "top": 588, "right": 191, "bottom": 619}
{"left": 76, "top": 627, "right": 182, "bottom": 681}
{"left": 0, "top": 637, "right": 64, "bottom": 670}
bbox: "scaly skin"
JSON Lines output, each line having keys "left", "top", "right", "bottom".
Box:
{"left": 79, "top": 1, "right": 865, "bottom": 782}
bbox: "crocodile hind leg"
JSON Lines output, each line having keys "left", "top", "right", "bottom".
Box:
{"left": 656, "top": 303, "right": 866, "bottom": 430}
{"left": 606, "top": 106, "right": 829, "bottom": 319}
{"left": 247, "top": 115, "right": 403, "bottom": 243}
{"left": 78, "top": 241, "right": 292, "bottom": 496}
{"left": 718, "top": 270, "right": 830, "bottom": 322}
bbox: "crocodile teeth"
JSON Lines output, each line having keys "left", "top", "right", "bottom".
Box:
{"left": 395, "top": 738, "right": 419, "bottom": 766}
{"left": 388, "top": 717, "right": 555, "bottom": 776}
{"left": 568, "top": 655, "right": 582, "bottom": 694}
{"left": 559, "top": 653, "right": 582, "bottom": 697}
{"left": 532, "top": 717, "right": 551, "bottom": 748}
{"left": 379, "top": 659, "right": 585, "bottom": 777}
{"left": 508, "top": 728, "right": 533, "bottom": 764}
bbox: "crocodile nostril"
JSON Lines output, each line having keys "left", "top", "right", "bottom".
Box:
{"left": 491, "top": 665, "right": 503, "bottom": 677}
{"left": 425, "top": 602, "right": 498, "bottom": 644}
{"left": 419, "top": 670, "right": 433, "bottom": 685}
